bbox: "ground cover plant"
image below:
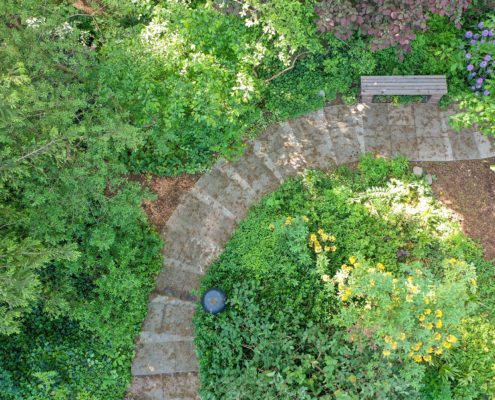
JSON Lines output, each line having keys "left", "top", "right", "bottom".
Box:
{"left": 195, "top": 157, "right": 495, "bottom": 400}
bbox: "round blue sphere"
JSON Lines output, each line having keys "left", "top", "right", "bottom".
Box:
{"left": 201, "top": 288, "right": 226, "bottom": 314}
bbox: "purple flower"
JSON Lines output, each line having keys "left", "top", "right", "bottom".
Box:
{"left": 487, "top": 69, "right": 493, "bottom": 74}
{"left": 481, "top": 61, "right": 488, "bottom": 68}
{"left": 467, "top": 64, "right": 474, "bottom": 71}
{"left": 484, "top": 55, "right": 492, "bottom": 61}
{"left": 470, "top": 39, "right": 477, "bottom": 45}
{"left": 465, "top": 31, "right": 473, "bottom": 38}
{"left": 476, "top": 77, "right": 484, "bottom": 85}
{"left": 489, "top": 30, "right": 494, "bottom": 37}
{"left": 475, "top": 34, "right": 480, "bottom": 39}
{"left": 482, "top": 30, "right": 489, "bottom": 37}
{"left": 471, "top": 85, "right": 476, "bottom": 90}
{"left": 466, "top": 53, "right": 472, "bottom": 59}
{"left": 478, "top": 22, "right": 484, "bottom": 29}
{"left": 481, "top": 39, "right": 486, "bottom": 44}
{"left": 483, "top": 89, "right": 490, "bottom": 96}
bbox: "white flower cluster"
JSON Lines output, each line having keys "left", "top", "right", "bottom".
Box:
{"left": 232, "top": 72, "right": 255, "bottom": 102}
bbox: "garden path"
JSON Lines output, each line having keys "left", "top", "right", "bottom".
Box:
{"left": 127, "top": 103, "right": 495, "bottom": 400}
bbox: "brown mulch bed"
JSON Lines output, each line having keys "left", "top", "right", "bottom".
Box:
{"left": 131, "top": 174, "right": 200, "bottom": 232}
{"left": 417, "top": 158, "right": 495, "bottom": 260}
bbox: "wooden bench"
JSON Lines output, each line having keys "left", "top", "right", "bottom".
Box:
{"left": 361, "top": 75, "right": 447, "bottom": 103}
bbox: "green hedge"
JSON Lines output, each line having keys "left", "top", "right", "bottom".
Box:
{"left": 194, "top": 157, "right": 495, "bottom": 400}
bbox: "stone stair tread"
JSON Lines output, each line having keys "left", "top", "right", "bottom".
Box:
{"left": 132, "top": 340, "right": 198, "bottom": 376}
{"left": 154, "top": 263, "right": 202, "bottom": 302}
{"left": 141, "top": 295, "right": 195, "bottom": 338}
{"left": 127, "top": 372, "right": 199, "bottom": 400}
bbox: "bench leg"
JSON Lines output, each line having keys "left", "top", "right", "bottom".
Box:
{"left": 361, "top": 95, "right": 373, "bottom": 103}
{"left": 428, "top": 94, "right": 443, "bottom": 104}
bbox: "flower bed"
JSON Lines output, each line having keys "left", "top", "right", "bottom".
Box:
{"left": 194, "top": 156, "right": 495, "bottom": 400}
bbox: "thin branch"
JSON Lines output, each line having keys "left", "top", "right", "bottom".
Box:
{"left": 264, "top": 51, "right": 310, "bottom": 83}
{"left": 14, "top": 138, "right": 65, "bottom": 164}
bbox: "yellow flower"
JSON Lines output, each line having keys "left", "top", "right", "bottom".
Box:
{"left": 415, "top": 268, "right": 423, "bottom": 276}
{"left": 385, "top": 271, "right": 393, "bottom": 277}
{"left": 418, "top": 314, "right": 426, "bottom": 322}
{"left": 285, "top": 216, "right": 293, "bottom": 225}
{"left": 447, "top": 335, "right": 458, "bottom": 344}
{"left": 423, "top": 355, "right": 432, "bottom": 362}
{"left": 391, "top": 342, "right": 398, "bottom": 350}
{"left": 413, "top": 342, "right": 423, "bottom": 352}
{"left": 435, "top": 310, "right": 443, "bottom": 318}
{"left": 370, "top": 279, "right": 376, "bottom": 287}
{"left": 407, "top": 276, "right": 414, "bottom": 283}
{"left": 377, "top": 263, "right": 385, "bottom": 271}
{"left": 331, "top": 246, "right": 337, "bottom": 252}
{"left": 406, "top": 295, "right": 413, "bottom": 303}
{"left": 384, "top": 335, "right": 393, "bottom": 344}
{"left": 349, "top": 256, "right": 357, "bottom": 265}
{"left": 324, "top": 246, "right": 331, "bottom": 252}
{"left": 315, "top": 245, "right": 322, "bottom": 254}
{"left": 470, "top": 278, "right": 477, "bottom": 286}
{"left": 443, "top": 341, "right": 452, "bottom": 349}
{"left": 424, "top": 309, "right": 432, "bottom": 315}
{"left": 427, "top": 347, "right": 434, "bottom": 354}
{"left": 413, "top": 355, "right": 423, "bottom": 363}
{"left": 269, "top": 223, "right": 275, "bottom": 231}
{"left": 318, "top": 228, "right": 325, "bottom": 236}
{"left": 435, "top": 348, "right": 444, "bottom": 355}
{"left": 400, "top": 333, "right": 406, "bottom": 341}
{"left": 309, "top": 234, "right": 317, "bottom": 242}
{"left": 321, "top": 274, "right": 331, "bottom": 282}
{"left": 302, "top": 216, "right": 309, "bottom": 222}
{"left": 426, "top": 323, "right": 433, "bottom": 330}
{"left": 424, "top": 297, "right": 431, "bottom": 305}
{"left": 329, "top": 235, "right": 336, "bottom": 242}
{"left": 410, "top": 285, "right": 420, "bottom": 294}
{"left": 434, "top": 332, "right": 442, "bottom": 340}
{"left": 448, "top": 258, "right": 457, "bottom": 264}
{"left": 436, "top": 320, "right": 443, "bottom": 329}
{"left": 383, "top": 350, "right": 391, "bottom": 357}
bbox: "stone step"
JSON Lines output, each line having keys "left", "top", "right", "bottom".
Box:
{"left": 162, "top": 237, "right": 222, "bottom": 275}
{"left": 154, "top": 261, "right": 203, "bottom": 302}
{"left": 252, "top": 123, "right": 307, "bottom": 180}
{"left": 164, "top": 195, "right": 237, "bottom": 246}
{"left": 230, "top": 146, "right": 284, "bottom": 201}
{"left": 128, "top": 372, "right": 199, "bottom": 400}
{"left": 323, "top": 107, "right": 363, "bottom": 163}
{"left": 289, "top": 110, "right": 338, "bottom": 170}
{"left": 141, "top": 295, "right": 195, "bottom": 339}
{"left": 193, "top": 164, "right": 256, "bottom": 222}
{"left": 132, "top": 337, "right": 197, "bottom": 376}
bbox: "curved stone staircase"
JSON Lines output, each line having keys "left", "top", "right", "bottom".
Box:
{"left": 127, "top": 104, "right": 495, "bottom": 400}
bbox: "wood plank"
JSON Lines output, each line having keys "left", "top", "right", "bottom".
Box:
{"left": 362, "top": 84, "right": 446, "bottom": 88}
{"left": 362, "top": 89, "right": 446, "bottom": 95}
{"left": 362, "top": 75, "right": 446, "bottom": 80}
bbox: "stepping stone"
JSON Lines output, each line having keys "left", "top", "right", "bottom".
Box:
{"left": 389, "top": 105, "right": 415, "bottom": 126}
{"left": 390, "top": 125, "right": 419, "bottom": 160}
{"left": 253, "top": 123, "right": 305, "bottom": 179}
{"left": 324, "top": 105, "right": 363, "bottom": 128}
{"left": 154, "top": 263, "right": 202, "bottom": 302}
{"left": 163, "top": 238, "right": 222, "bottom": 275}
{"left": 325, "top": 124, "right": 362, "bottom": 163}
{"left": 193, "top": 165, "right": 256, "bottom": 221}
{"left": 289, "top": 111, "right": 338, "bottom": 170}
{"left": 141, "top": 295, "right": 195, "bottom": 339}
{"left": 230, "top": 147, "right": 283, "bottom": 201}
{"left": 127, "top": 375, "right": 164, "bottom": 400}
{"left": 132, "top": 339, "right": 197, "bottom": 376}
{"left": 447, "top": 129, "right": 480, "bottom": 160}
{"left": 163, "top": 372, "right": 200, "bottom": 400}
{"left": 362, "top": 104, "right": 389, "bottom": 133}
{"left": 364, "top": 126, "right": 392, "bottom": 157}
{"left": 414, "top": 104, "right": 444, "bottom": 138}
{"left": 164, "top": 195, "right": 237, "bottom": 246}
{"left": 473, "top": 131, "right": 495, "bottom": 158}
{"left": 417, "top": 135, "right": 453, "bottom": 161}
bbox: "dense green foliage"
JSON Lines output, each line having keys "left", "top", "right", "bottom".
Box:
{"left": 2, "top": 0, "right": 494, "bottom": 398}
{"left": 195, "top": 157, "right": 495, "bottom": 399}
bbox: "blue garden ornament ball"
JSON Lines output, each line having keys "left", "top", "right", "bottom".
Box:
{"left": 201, "top": 288, "right": 227, "bottom": 314}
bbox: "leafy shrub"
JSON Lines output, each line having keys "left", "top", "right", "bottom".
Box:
{"left": 314, "top": 0, "right": 470, "bottom": 51}
{"left": 451, "top": 14, "right": 495, "bottom": 135}
{"left": 194, "top": 157, "right": 495, "bottom": 399}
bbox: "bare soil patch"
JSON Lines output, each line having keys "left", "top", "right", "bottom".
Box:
{"left": 417, "top": 158, "right": 495, "bottom": 260}
{"left": 131, "top": 174, "right": 200, "bottom": 232}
